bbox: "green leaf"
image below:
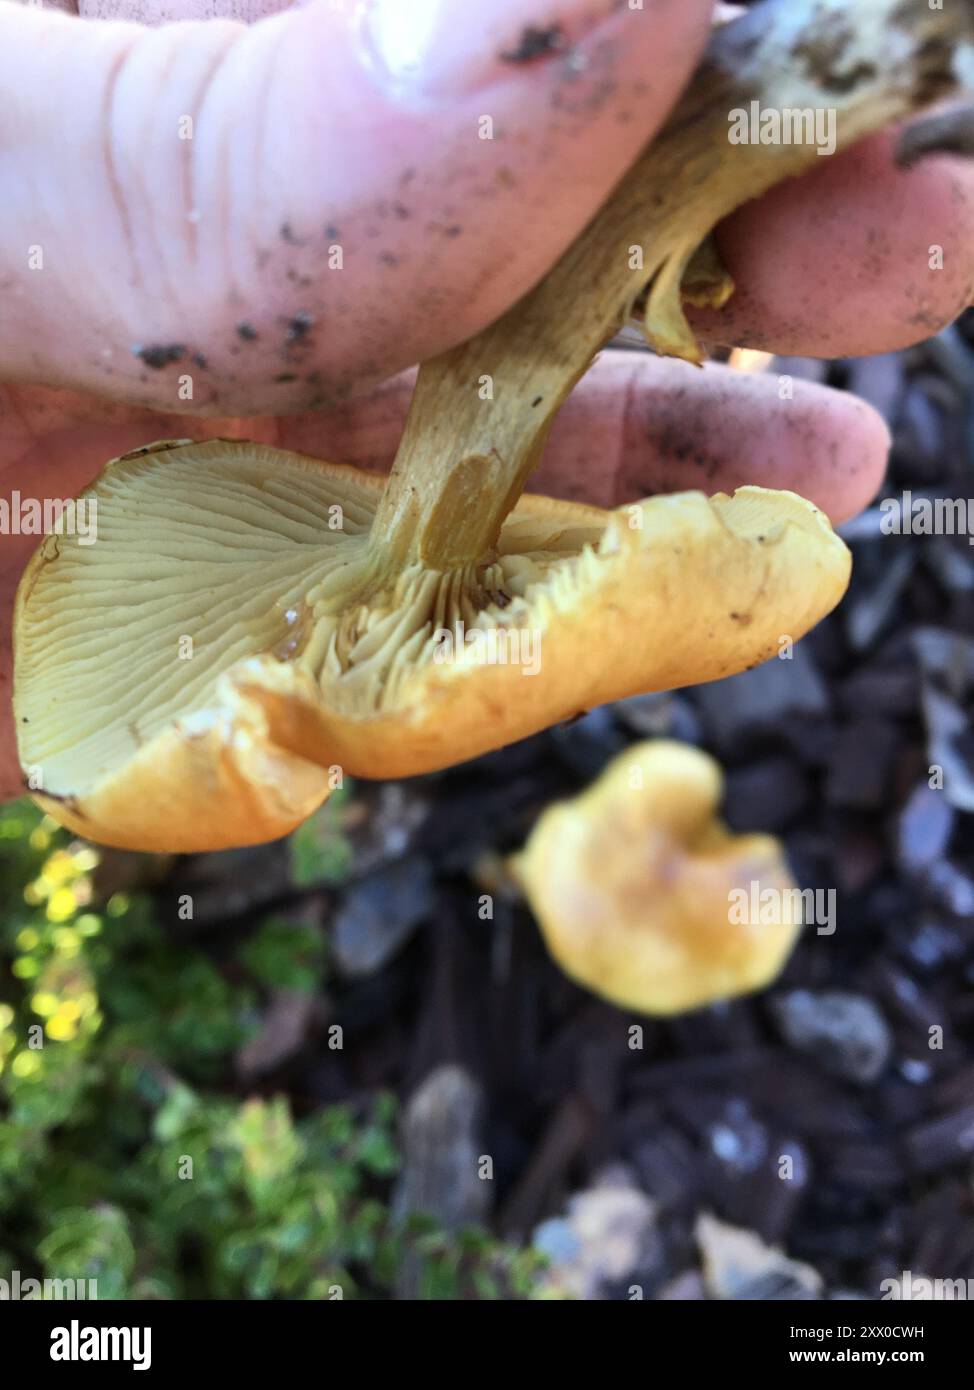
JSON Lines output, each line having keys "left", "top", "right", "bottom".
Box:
{"left": 288, "top": 783, "right": 355, "bottom": 888}
{"left": 239, "top": 916, "right": 325, "bottom": 993}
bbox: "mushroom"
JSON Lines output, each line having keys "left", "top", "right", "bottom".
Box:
{"left": 510, "top": 740, "right": 803, "bottom": 1015}
{"left": 14, "top": 445, "right": 848, "bottom": 852}
{"left": 13, "top": 0, "right": 970, "bottom": 852}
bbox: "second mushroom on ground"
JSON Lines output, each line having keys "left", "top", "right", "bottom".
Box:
{"left": 511, "top": 740, "right": 804, "bottom": 1016}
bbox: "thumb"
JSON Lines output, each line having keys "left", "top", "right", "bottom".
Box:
{"left": 0, "top": 0, "right": 714, "bottom": 417}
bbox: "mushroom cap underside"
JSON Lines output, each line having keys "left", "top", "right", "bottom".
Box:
{"left": 14, "top": 440, "right": 850, "bottom": 851}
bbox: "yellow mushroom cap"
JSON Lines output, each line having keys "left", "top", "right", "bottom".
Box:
{"left": 511, "top": 740, "right": 803, "bottom": 1016}
{"left": 14, "top": 441, "right": 849, "bottom": 853}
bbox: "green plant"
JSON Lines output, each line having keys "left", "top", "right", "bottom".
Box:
{"left": 0, "top": 802, "right": 540, "bottom": 1299}
{"left": 288, "top": 780, "right": 355, "bottom": 888}
{"left": 238, "top": 916, "right": 326, "bottom": 993}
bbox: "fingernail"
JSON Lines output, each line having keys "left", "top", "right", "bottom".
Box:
{"left": 355, "top": 0, "right": 622, "bottom": 99}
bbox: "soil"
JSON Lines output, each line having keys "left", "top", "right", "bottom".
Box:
{"left": 500, "top": 26, "right": 567, "bottom": 66}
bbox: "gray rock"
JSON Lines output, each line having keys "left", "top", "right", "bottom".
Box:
{"left": 771, "top": 989, "right": 893, "bottom": 1085}
{"left": 896, "top": 783, "right": 955, "bottom": 875}
{"left": 532, "top": 1167, "right": 661, "bottom": 1300}
{"left": 926, "top": 324, "right": 974, "bottom": 393}
{"left": 393, "top": 1064, "right": 488, "bottom": 1230}
{"left": 330, "top": 857, "right": 435, "bottom": 978}
{"left": 899, "top": 386, "right": 945, "bottom": 476}
{"left": 825, "top": 719, "right": 898, "bottom": 810}
{"left": 906, "top": 920, "right": 964, "bottom": 972}
{"left": 691, "top": 645, "right": 829, "bottom": 755}
{"left": 926, "top": 859, "right": 974, "bottom": 916}
{"left": 771, "top": 355, "right": 828, "bottom": 385}
{"left": 913, "top": 625, "right": 974, "bottom": 683}
{"left": 922, "top": 541, "right": 974, "bottom": 593}
{"left": 844, "top": 549, "right": 915, "bottom": 652}
{"left": 920, "top": 682, "right": 974, "bottom": 814}
{"left": 843, "top": 352, "right": 903, "bottom": 424}
{"left": 696, "top": 1212, "right": 823, "bottom": 1300}
{"left": 658, "top": 1270, "right": 708, "bottom": 1300}
{"left": 393, "top": 1066, "right": 489, "bottom": 1299}
{"left": 733, "top": 1271, "right": 819, "bottom": 1300}
{"left": 178, "top": 842, "right": 290, "bottom": 923}
{"left": 613, "top": 692, "right": 702, "bottom": 745}
{"left": 351, "top": 783, "right": 429, "bottom": 875}
{"left": 707, "top": 1100, "right": 768, "bottom": 1176}
{"left": 551, "top": 706, "right": 627, "bottom": 779}
{"left": 532, "top": 1218, "right": 582, "bottom": 1265}
{"left": 724, "top": 757, "right": 810, "bottom": 833}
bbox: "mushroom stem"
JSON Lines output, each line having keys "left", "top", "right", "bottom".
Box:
{"left": 367, "top": 0, "right": 972, "bottom": 574}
